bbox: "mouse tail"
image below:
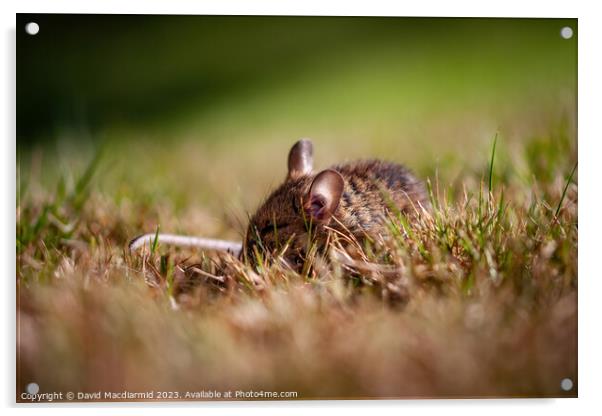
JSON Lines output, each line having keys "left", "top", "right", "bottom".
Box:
{"left": 128, "top": 233, "right": 242, "bottom": 257}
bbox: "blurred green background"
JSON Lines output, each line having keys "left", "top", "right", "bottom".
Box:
{"left": 17, "top": 15, "right": 576, "bottom": 142}
{"left": 17, "top": 15, "right": 577, "bottom": 237}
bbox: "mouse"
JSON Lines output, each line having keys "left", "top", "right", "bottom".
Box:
{"left": 129, "top": 138, "right": 430, "bottom": 271}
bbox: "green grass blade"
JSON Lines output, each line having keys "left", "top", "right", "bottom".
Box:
{"left": 71, "top": 148, "right": 104, "bottom": 210}
{"left": 151, "top": 225, "right": 160, "bottom": 255}
{"left": 555, "top": 162, "right": 577, "bottom": 218}
{"left": 488, "top": 132, "right": 498, "bottom": 193}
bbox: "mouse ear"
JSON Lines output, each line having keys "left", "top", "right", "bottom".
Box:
{"left": 305, "top": 169, "right": 344, "bottom": 222}
{"left": 287, "top": 138, "right": 313, "bottom": 180}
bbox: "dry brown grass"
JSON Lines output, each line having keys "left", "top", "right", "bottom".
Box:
{"left": 16, "top": 129, "right": 577, "bottom": 400}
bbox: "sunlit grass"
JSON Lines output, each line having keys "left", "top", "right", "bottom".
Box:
{"left": 16, "top": 119, "right": 577, "bottom": 399}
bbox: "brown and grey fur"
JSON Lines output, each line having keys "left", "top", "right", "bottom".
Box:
{"left": 130, "top": 138, "right": 429, "bottom": 271}
{"left": 243, "top": 139, "right": 430, "bottom": 268}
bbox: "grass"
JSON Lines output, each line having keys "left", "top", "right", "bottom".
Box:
{"left": 16, "top": 121, "right": 577, "bottom": 400}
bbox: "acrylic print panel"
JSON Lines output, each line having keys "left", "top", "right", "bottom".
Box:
{"left": 16, "top": 14, "right": 577, "bottom": 402}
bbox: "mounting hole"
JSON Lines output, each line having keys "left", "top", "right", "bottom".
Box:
{"left": 560, "top": 26, "right": 573, "bottom": 39}
{"left": 560, "top": 378, "right": 574, "bottom": 391}
{"left": 25, "top": 22, "right": 39, "bottom": 36}
{"left": 26, "top": 382, "right": 39, "bottom": 395}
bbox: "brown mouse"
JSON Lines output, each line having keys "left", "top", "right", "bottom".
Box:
{"left": 130, "top": 139, "right": 429, "bottom": 271}
{"left": 242, "top": 139, "right": 429, "bottom": 269}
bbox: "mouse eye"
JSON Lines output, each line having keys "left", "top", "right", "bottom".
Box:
{"left": 259, "top": 223, "right": 289, "bottom": 235}
{"left": 292, "top": 197, "right": 302, "bottom": 214}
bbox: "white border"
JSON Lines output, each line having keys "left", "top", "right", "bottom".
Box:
{"left": 3, "top": 1, "right": 601, "bottom": 415}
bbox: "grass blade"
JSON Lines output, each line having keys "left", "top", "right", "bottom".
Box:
{"left": 151, "top": 225, "right": 160, "bottom": 255}
{"left": 488, "top": 132, "right": 498, "bottom": 193}
{"left": 555, "top": 162, "right": 577, "bottom": 218}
